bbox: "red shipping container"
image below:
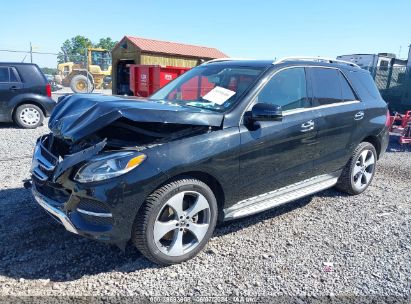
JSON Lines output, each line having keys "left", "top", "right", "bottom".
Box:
{"left": 129, "top": 65, "right": 190, "bottom": 97}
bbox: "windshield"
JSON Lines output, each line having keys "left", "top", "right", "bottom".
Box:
{"left": 149, "top": 64, "right": 266, "bottom": 112}
{"left": 91, "top": 51, "right": 112, "bottom": 71}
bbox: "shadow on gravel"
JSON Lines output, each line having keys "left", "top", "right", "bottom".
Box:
{"left": 0, "top": 122, "right": 48, "bottom": 130}
{"left": 215, "top": 187, "right": 349, "bottom": 237}
{"left": 386, "top": 135, "right": 411, "bottom": 153}
{"left": 0, "top": 187, "right": 158, "bottom": 282}
{"left": 0, "top": 186, "right": 349, "bottom": 282}
{"left": 0, "top": 122, "right": 18, "bottom": 129}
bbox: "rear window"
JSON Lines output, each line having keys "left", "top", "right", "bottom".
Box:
{"left": 10, "top": 64, "right": 46, "bottom": 84}
{"left": 345, "top": 70, "right": 382, "bottom": 101}
{"left": 0, "top": 67, "right": 9, "bottom": 82}
{"left": 357, "top": 72, "right": 381, "bottom": 98}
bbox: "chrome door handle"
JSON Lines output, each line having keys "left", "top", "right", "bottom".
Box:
{"left": 354, "top": 111, "right": 364, "bottom": 120}
{"left": 301, "top": 120, "right": 315, "bottom": 132}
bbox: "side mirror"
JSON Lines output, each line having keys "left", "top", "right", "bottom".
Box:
{"left": 251, "top": 103, "right": 283, "bottom": 121}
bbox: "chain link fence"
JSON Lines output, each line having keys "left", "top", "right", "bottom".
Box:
{"left": 365, "top": 66, "right": 411, "bottom": 113}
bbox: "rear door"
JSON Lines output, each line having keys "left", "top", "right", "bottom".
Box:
{"left": 0, "top": 66, "right": 24, "bottom": 121}
{"left": 0, "top": 66, "right": 11, "bottom": 120}
{"left": 238, "top": 67, "right": 320, "bottom": 199}
{"left": 307, "top": 67, "right": 365, "bottom": 174}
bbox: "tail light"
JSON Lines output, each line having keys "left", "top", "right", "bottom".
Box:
{"left": 385, "top": 109, "right": 391, "bottom": 127}
{"left": 46, "top": 83, "right": 52, "bottom": 97}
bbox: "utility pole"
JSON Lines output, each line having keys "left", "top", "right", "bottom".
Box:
{"left": 30, "top": 42, "right": 33, "bottom": 63}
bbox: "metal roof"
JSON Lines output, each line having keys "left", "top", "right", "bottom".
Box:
{"left": 123, "top": 36, "right": 228, "bottom": 59}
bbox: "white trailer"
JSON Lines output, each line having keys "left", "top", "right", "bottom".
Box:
{"left": 336, "top": 53, "right": 405, "bottom": 69}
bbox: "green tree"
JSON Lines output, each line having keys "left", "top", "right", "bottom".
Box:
{"left": 95, "top": 37, "right": 118, "bottom": 51}
{"left": 41, "top": 67, "right": 58, "bottom": 75}
{"left": 57, "top": 35, "right": 93, "bottom": 64}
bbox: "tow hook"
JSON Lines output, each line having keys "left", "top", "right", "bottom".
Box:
{"left": 23, "top": 179, "right": 32, "bottom": 189}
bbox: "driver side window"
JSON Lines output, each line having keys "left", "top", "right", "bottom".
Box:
{"left": 256, "top": 67, "right": 309, "bottom": 111}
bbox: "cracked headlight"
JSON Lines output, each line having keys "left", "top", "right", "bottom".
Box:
{"left": 74, "top": 151, "right": 146, "bottom": 183}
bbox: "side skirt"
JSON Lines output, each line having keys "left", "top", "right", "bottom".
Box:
{"left": 223, "top": 172, "right": 340, "bottom": 221}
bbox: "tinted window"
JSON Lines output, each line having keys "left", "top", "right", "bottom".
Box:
{"left": 339, "top": 71, "right": 356, "bottom": 101}
{"left": 257, "top": 67, "right": 309, "bottom": 111}
{"left": 9, "top": 68, "right": 20, "bottom": 82}
{"left": 310, "top": 68, "right": 341, "bottom": 105}
{"left": 349, "top": 71, "right": 381, "bottom": 100}
{"left": 0, "top": 67, "right": 9, "bottom": 82}
{"left": 150, "top": 65, "right": 265, "bottom": 112}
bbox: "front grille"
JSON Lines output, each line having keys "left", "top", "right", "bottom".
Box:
{"left": 76, "top": 199, "right": 113, "bottom": 226}
{"left": 31, "top": 134, "right": 59, "bottom": 183}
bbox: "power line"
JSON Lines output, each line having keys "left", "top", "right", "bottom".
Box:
{"left": 0, "top": 49, "right": 58, "bottom": 55}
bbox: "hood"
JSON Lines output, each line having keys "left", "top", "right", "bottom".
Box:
{"left": 49, "top": 94, "right": 224, "bottom": 143}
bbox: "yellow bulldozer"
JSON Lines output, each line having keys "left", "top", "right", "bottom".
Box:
{"left": 57, "top": 48, "right": 112, "bottom": 93}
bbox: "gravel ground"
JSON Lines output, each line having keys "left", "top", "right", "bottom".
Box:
{"left": 0, "top": 121, "right": 410, "bottom": 301}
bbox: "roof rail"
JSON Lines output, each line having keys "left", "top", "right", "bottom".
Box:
{"left": 202, "top": 58, "right": 254, "bottom": 65}
{"left": 273, "top": 56, "right": 361, "bottom": 68}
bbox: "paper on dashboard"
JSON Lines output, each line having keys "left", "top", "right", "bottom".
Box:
{"left": 202, "top": 86, "right": 236, "bottom": 105}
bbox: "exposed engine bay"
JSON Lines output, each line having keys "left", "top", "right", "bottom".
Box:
{"left": 36, "top": 94, "right": 224, "bottom": 182}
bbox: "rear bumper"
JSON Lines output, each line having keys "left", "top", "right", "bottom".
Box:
{"left": 378, "top": 126, "right": 390, "bottom": 158}
{"left": 41, "top": 97, "right": 56, "bottom": 116}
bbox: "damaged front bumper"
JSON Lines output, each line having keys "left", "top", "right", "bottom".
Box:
{"left": 32, "top": 185, "right": 79, "bottom": 234}
{"left": 30, "top": 134, "right": 169, "bottom": 245}
{"left": 31, "top": 182, "right": 118, "bottom": 242}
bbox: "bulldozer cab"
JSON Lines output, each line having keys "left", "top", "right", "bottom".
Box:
{"left": 89, "top": 48, "right": 112, "bottom": 73}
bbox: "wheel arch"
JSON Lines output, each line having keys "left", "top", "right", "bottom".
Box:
{"left": 361, "top": 135, "right": 381, "bottom": 159}
{"left": 12, "top": 100, "right": 47, "bottom": 119}
{"left": 70, "top": 69, "right": 95, "bottom": 84}
{"left": 151, "top": 171, "right": 226, "bottom": 222}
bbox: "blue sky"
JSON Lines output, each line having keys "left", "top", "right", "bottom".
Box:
{"left": 0, "top": 0, "right": 410, "bottom": 68}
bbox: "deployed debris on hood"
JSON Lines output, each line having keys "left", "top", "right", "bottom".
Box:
{"left": 49, "top": 94, "right": 224, "bottom": 144}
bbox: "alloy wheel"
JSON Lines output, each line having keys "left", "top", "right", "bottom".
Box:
{"left": 352, "top": 149, "right": 375, "bottom": 191}
{"left": 154, "top": 191, "right": 211, "bottom": 257}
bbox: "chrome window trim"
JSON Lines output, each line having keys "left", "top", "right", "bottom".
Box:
{"left": 282, "top": 100, "right": 360, "bottom": 116}
{"left": 240, "top": 65, "right": 361, "bottom": 124}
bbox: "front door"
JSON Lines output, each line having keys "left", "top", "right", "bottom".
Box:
{"left": 238, "top": 67, "right": 320, "bottom": 200}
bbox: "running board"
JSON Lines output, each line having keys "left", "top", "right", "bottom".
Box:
{"left": 223, "top": 173, "right": 339, "bottom": 221}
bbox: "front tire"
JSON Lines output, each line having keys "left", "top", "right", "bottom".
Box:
{"left": 14, "top": 104, "right": 44, "bottom": 129}
{"left": 335, "top": 142, "right": 377, "bottom": 195}
{"left": 70, "top": 75, "right": 93, "bottom": 93}
{"left": 132, "top": 178, "right": 218, "bottom": 265}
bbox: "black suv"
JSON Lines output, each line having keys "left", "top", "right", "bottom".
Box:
{"left": 29, "top": 58, "right": 389, "bottom": 265}
{"left": 0, "top": 63, "right": 56, "bottom": 128}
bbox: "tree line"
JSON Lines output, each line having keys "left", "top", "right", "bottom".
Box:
{"left": 57, "top": 36, "right": 118, "bottom": 64}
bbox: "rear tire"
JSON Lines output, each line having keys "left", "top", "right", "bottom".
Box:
{"left": 132, "top": 178, "right": 218, "bottom": 265}
{"left": 70, "top": 75, "right": 93, "bottom": 93}
{"left": 14, "top": 104, "right": 44, "bottom": 129}
{"left": 335, "top": 142, "right": 377, "bottom": 195}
